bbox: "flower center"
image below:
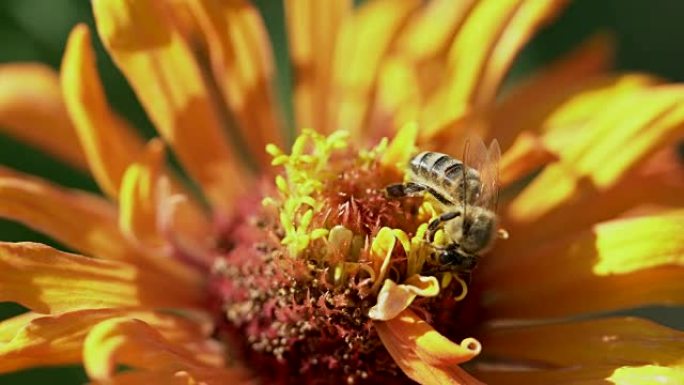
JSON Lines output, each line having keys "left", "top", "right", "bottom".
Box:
{"left": 209, "top": 129, "right": 477, "bottom": 384}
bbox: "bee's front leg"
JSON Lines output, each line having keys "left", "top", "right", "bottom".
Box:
{"left": 426, "top": 211, "right": 461, "bottom": 242}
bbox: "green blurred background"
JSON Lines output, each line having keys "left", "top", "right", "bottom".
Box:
{"left": 0, "top": 1, "right": 683, "bottom": 383}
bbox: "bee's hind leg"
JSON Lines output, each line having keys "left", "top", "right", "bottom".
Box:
{"left": 386, "top": 182, "right": 426, "bottom": 198}
{"left": 427, "top": 211, "right": 461, "bottom": 242}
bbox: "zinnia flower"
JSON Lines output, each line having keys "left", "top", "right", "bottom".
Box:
{"left": 0, "top": 0, "right": 683, "bottom": 384}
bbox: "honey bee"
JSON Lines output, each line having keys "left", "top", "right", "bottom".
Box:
{"left": 386, "top": 138, "right": 503, "bottom": 274}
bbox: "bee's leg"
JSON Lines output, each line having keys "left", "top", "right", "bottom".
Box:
{"left": 426, "top": 211, "right": 461, "bottom": 242}
{"left": 386, "top": 182, "right": 426, "bottom": 198}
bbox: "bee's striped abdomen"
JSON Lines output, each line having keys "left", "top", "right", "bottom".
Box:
{"left": 411, "top": 152, "right": 461, "bottom": 180}
{"left": 408, "top": 151, "right": 481, "bottom": 205}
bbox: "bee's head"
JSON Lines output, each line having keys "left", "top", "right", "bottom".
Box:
{"left": 437, "top": 245, "right": 478, "bottom": 272}
{"left": 460, "top": 208, "right": 497, "bottom": 255}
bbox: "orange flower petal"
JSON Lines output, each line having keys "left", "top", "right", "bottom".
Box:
{"left": 473, "top": 367, "right": 629, "bottom": 385}
{"left": 88, "top": 367, "right": 251, "bottom": 385}
{"left": 479, "top": 317, "right": 684, "bottom": 368}
{"left": 540, "top": 74, "right": 659, "bottom": 139}
{"left": 119, "top": 140, "right": 213, "bottom": 260}
{"left": 369, "top": 276, "right": 439, "bottom": 321}
{"left": 92, "top": 0, "right": 249, "bottom": 213}
{"left": 436, "top": 71, "right": 657, "bottom": 158}
{"left": 374, "top": 309, "right": 483, "bottom": 385}
{"left": 508, "top": 86, "right": 684, "bottom": 225}
{"left": 0, "top": 309, "right": 214, "bottom": 373}
{"left": 475, "top": 365, "right": 684, "bottom": 385}
{"left": 422, "top": 0, "right": 567, "bottom": 139}
{"left": 0, "top": 63, "right": 87, "bottom": 169}
{"left": 330, "top": 0, "right": 421, "bottom": 137}
{"left": 0, "top": 167, "right": 133, "bottom": 261}
{"left": 0, "top": 312, "right": 42, "bottom": 343}
{"left": 492, "top": 73, "right": 660, "bottom": 159}
{"left": 0, "top": 167, "right": 202, "bottom": 284}
{"left": 119, "top": 139, "right": 166, "bottom": 247}
{"left": 372, "top": 1, "right": 477, "bottom": 136}
{"left": 83, "top": 317, "right": 221, "bottom": 381}
{"left": 371, "top": 57, "right": 423, "bottom": 133}
{"left": 61, "top": 24, "right": 145, "bottom": 199}
{"left": 394, "top": 0, "right": 475, "bottom": 63}
{"left": 499, "top": 131, "right": 558, "bottom": 186}
{"left": 501, "top": 146, "right": 684, "bottom": 251}
{"left": 285, "top": 0, "right": 352, "bottom": 134}
{"left": 487, "top": 34, "right": 617, "bottom": 149}
{"left": 89, "top": 369, "right": 192, "bottom": 385}
{"left": 184, "top": 0, "right": 284, "bottom": 168}
{"left": 156, "top": 176, "right": 215, "bottom": 268}
{"left": 483, "top": 210, "right": 684, "bottom": 318}
{"left": 0, "top": 242, "right": 204, "bottom": 313}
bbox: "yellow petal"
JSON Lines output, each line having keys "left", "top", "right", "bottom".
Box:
{"left": 479, "top": 317, "right": 684, "bottom": 369}
{"left": 119, "top": 139, "right": 166, "bottom": 247}
{"left": 451, "top": 0, "right": 567, "bottom": 105}
{"left": 0, "top": 312, "right": 42, "bottom": 343}
{"left": 330, "top": 0, "right": 421, "bottom": 137}
{"left": 483, "top": 210, "right": 684, "bottom": 318}
{"left": 374, "top": 0, "right": 477, "bottom": 134}
{"left": 609, "top": 365, "right": 684, "bottom": 385}
{"left": 0, "top": 63, "right": 87, "bottom": 169}
{"left": 487, "top": 34, "right": 618, "bottom": 149}
{"left": 285, "top": 0, "right": 352, "bottom": 133}
{"left": 381, "top": 121, "right": 418, "bottom": 169}
{"left": 501, "top": 146, "right": 684, "bottom": 250}
{"left": 184, "top": 0, "right": 284, "bottom": 168}
{"left": 435, "top": 66, "right": 657, "bottom": 158}
{"left": 374, "top": 309, "right": 483, "bottom": 385}
{"left": 394, "top": 0, "right": 475, "bottom": 63}
{"left": 369, "top": 275, "right": 439, "bottom": 321}
{"left": 0, "top": 309, "right": 215, "bottom": 373}
{"left": 92, "top": 0, "right": 249, "bottom": 213}
{"left": 61, "top": 23, "right": 145, "bottom": 199}
{"left": 370, "top": 227, "right": 397, "bottom": 291}
{"left": 592, "top": 211, "right": 684, "bottom": 275}
{"left": 541, "top": 74, "right": 659, "bottom": 140}
{"left": 508, "top": 86, "right": 684, "bottom": 225}
{"left": 372, "top": 56, "right": 423, "bottom": 132}
{"left": 156, "top": 176, "right": 215, "bottom": 268}
{"left": 421, "top": 0, "right": 567, "bottom": 139}
{"left": 0, "top": 242, "right": 203, "bottom": 313}
{"left": 496, "top": 73, "right": 660, "bottom": 154}
{"left": 83, "top": 317, "right": 217, "bottom": 381}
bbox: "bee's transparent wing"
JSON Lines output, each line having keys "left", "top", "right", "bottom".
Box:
{"left": 464, "top": 136, "right": 489, "bottom": 172}
{"left": 463, "top": 135, "right": 488, "bottom": 192}
{"left": 478, "top": 140, "right": 501, "bottom": 212}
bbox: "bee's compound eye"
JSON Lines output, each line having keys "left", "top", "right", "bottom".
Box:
{"left": 439, "top": 249, "right": 478, "bottom": 272}
{"left": 439, "top": 250, "right": 461, "bottom": 265}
